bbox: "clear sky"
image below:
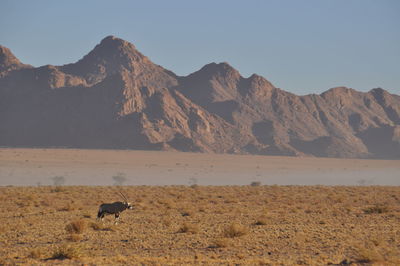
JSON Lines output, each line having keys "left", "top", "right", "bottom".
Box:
{"left": 1, "top": 0, "right": 399, "bottom": 95}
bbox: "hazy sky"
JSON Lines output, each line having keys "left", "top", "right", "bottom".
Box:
{"left": 1, "top": 0, "right": 399, "bottom": 95}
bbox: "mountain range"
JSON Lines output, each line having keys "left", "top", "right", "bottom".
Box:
{"left": 1, "top": 36, "right": 399, "bottom": 159}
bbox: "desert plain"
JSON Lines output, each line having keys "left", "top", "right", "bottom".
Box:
{"left": 0, "top": 148, "right": 399, "bottom": 265}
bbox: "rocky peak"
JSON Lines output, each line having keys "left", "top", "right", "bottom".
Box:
{"left": 92, "top": 35, "right": 144, "bottom": 61}
{"left": 0, "top": 45, "right": 31, "bottom": 73}
{"left": 320, "top": 87, "right": 357, "bottom": 104}
{"left": 60, "top": 36, "right": 150, "bottom": 83}
{"left": 195, "top": 62, "right": 241, "bottom": 80}
{"left": 322, "top": 86, "right": 353, "bottom": 96}
{"left": 247, "top": 73, "right": 275, "bottom": 90}
{"left": 177, "top": 62, "right": 243, "bottom": 104}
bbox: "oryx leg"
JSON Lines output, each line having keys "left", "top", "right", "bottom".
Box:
{"left": 114, "top": 212, "right": 120, "bottom": 224}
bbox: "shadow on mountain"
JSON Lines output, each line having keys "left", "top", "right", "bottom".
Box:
{"left": 167, "top": 133, "right": 202, "bottom": 152}
{"left": 290, "top": 136, "right": 331, "bottom": 157}
{"left": 357, "top": 126, "right": 400, "bottom": 159}
{"left": 252, "top": 121, "right": 275, "bottom": 145}
{"left": 207, "top": 100, "right": 238, "bottom": 124}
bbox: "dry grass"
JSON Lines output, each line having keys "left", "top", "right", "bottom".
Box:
{"left": 0, "top": 185, "right": 399, "bottom": 265}
{"left": 67, "top": 233, "right": 83, "bottom": 242}
{"left": 65, "top": 219, "right": 86, "bottom": 234}
{"left": 254, "top": 215, "right": 268, "bottom": 225}
{"left": 50, "top": 244, "right": 82, "bottom": 260}
{"left": 28, "top": 248, "right": 44, "bottom": 259}
{"left": 223, "top": 223, "right": 248, "bottom": 238}
{"left": 89, "top": 221, "right": 115, "bottom": 231}
{"left": 363, "top": 203, "right": 390, "bottom": 214}
{"left": 211, "top": 238, "right": 230, "bottom": 248}
{"left": 178, "top": 223, "right": 200, "bottom": 234}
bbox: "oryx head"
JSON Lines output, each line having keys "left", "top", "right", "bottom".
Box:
{"left": 118, "top": 191, "right": 133, "bottom": 210}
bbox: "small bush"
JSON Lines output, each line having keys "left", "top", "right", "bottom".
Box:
{"left": 112, "top": 173, "right": 127, "bottom": 186}
{"left": 67, "top": 233, "right": 82, "bottom": 242}
{"left": 211, "top": 238, "right": 230, "bottom": 248}
{"left": 363, "top": 204, "right": 389, "bottom": 214}
{"left": 180, "top": 208, "right": 194, "bottom": 217}
{"left": 250, "top": 181, "right": 262, "bottom": 187}
{"left": 65, "top": 220, "right": 86, "bottom": 234}
{"left": 223, "top": 223, "right": 248, "bottom": 238}
{"left": 51, "top": 176, "right": 65, "bottom": 186}
{"left": 58, "top": 202, "right": 76, "bottom": 212}
{"left": 178, "top": 223, "right": 199, "bottom": 234}
{"left": 51, "top": 186, "right": 66, "bottom": 193}
{"left": 50, "top": 244, "right": 81, "bottom": 260}
{"left": 29, "top": 248, "right": 44, "bottom": 259}
{"left": 254, "top": 216, "right": 268, "bottom": 225}
{"left": 355, "top": 246, "right": 384, "bottom": 263}
{"left": 162, "top": 217, "right": 173, "bottom": 227}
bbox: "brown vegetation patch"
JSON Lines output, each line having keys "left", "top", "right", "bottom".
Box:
{"left": 363, "top": 204, "right": 390, "bottom": 214}
{"left": 178, "top": 223, "right": 200, "bottom": 234}
{"left": 49, "top": 244, "right": 82, "bottom": 260}
{"left": 223, "top": 223, "right": 248, "bottom": 238}
{"left": 65, "top": 219, "right": 86, "bottom": 234}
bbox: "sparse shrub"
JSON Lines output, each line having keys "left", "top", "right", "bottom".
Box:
{"left": 65, "top": 219, "right": 86, "bottom": 234}
{"left": 211, "top": 238, "right": 230, "bottom": 248}
{"left": 16, "top": 200, "right": 31, "bottom": 207}
{"left": 190, "top": 184, "right": 199, "bottom": 189}
{"left": 115, "top": 254, "right": 128, "bottom": 263}
{"left": 180, "top": 209, "right": 194, "bottom": 217}
{"left": 224, "top": 223, "right": 248, "bottom": 238}
{"left": 50, "top": 244, "right": 81, "bottom": 260}
{"left": 254, "top": 216, "right": 268, "bottom": 225}
{"left": 29, "top": 248, "right": 44, "bottom": 259}
{"left": 188, "top": 177, "right": 198, "bottom": 187}
{"left": 112, "top": 173, "right": 127, "bottom": 186}
{"left": 58, "top": 202, "right": 76, "bottom": 212}
{"left": 363, "top": 204, "right": 389, "bottom": 214}
{"left": 51, "top": 176, "right": 65, "bottom": 186}
{"left": 250, "top": 181, "right": 261, "bottom": 187}
{"left": 178, "top": 223, "right": 199, "bottom": 234}
{"left": 355, "top": 246, "right": 384, "bottom": 263}
{"left": 67, "top": 233, "right": 82, "bottom": 242}
{"left": 162, "top": 218, "right": 172, "bottom": 227}
{"left": 51, "top": 186, "right": 66, "bottom": 193}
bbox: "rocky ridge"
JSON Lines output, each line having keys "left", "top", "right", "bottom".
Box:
{"left": 0, "top": 36, "right": 399, "bottom": 158}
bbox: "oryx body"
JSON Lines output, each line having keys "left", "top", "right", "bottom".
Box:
{"left": 97, "top": 192, "right": 133, "bottom": 223}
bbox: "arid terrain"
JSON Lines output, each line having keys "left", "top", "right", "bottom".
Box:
{"left": 0, "top": 148, "right": 399, "bottom": 265}
{"left": 0, "top": 185, "right": 399, "bottom": 265}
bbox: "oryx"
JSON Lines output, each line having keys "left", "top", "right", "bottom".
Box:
{"left": 97, "top": 192, "right": 133, "bottom": 223}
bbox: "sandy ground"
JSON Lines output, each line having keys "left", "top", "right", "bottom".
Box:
{"left": 0, "top": 148, "right": 399, "bottom": 186}
{"left": 0, "top": 186, "right": 399, "bottom": 265}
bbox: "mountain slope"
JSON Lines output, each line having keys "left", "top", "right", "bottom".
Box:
{"left": 0, "top": 36, "right": 399, "bottom": 158}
